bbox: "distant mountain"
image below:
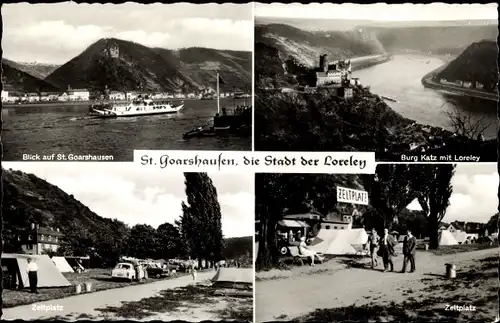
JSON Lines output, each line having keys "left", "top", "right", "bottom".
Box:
{"left": 1, "top": 60, "right": 61, "bottom": 92}
{"left": 365, "top": 25, "right": 498, "bottom": 55}
{"left": 2, "top": 59, "right": 60, "bottom": 79}
{"left": 255, "top": 23, "right": 385, "bottom": 88}
{"left": 255, "top": 22, "right": 499, "bottom": 88}
{"left": 154, "top": 47, "right": 251, "bottom": 92}
{"left": 256, "top": 17, "right": 498, "bottom": 31}
{"left": 45, "top": 38, "right": 251, "bottom": 92}
{"left": 2, "top": 168, "right": 129, "bottom": 259}
{"left": 436, "top": 40, "right": 499, "bottom": 92}
{"left": 256, "top": 23, "right": 385, "bottom": 67}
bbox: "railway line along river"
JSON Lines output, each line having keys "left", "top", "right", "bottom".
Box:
{"left": 352, "top": 54, "right": 497, "bottom": 140}
{"left": 2, "top": 98, "right": 252, "bottom": 161}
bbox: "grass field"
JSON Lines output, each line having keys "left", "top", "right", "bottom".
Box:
{"left": 2, "top": 268, "right": 188, "bottom": 308}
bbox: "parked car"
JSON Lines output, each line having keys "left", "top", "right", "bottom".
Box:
{"left": 146, "top": 264, "right": 168, "bottom": 278}
{"left": 111, "top": 263, "right": 136, "bottom": 282}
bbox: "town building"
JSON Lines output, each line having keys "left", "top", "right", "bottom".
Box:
{"left": 1, "top": 90, "right": 9, "bottom": 102}
{"left": 20, "top": 223, "right": 64, "bottom": 255}
{"left": 39, "top": 92, "right": 60, "bottom": 101}
{"left": 58, "top": 92, "right": 69, "bottom": 101}
{"left": 67, "top": 87, "right": 90, "bottom": 101}
{"left": 126, "top": 91, "right": 139, "bottom": 100}
{"left": 109, "top": 91, "right": 126, "bottom": 100}
{"left": 27, "top": 93, "right": 40, "bottom": 102}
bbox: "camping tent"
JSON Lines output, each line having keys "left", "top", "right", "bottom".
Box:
{"left": 309, "top": 229, "right": 368, "bottom": 255}
{"left": 52, "top": 256, "right": 74, "bottom": 273}
{"left": 211, "top": 267, "right": 253, "bottom": 289}
{"left": 438, "top": 230, "right": 459, "bottom": 246}
{"left": 2, "top": 253, "right": 71, "bottom": 288}
{"left": 452, "top": 230, "right": 468, "bottom": 244}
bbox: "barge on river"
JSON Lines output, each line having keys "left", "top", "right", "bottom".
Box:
{"left": 89, "top": 99, "right": 184, "bottom": 118}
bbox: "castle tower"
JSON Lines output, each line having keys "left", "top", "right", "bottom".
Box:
{"left": 109, "top": 44, "right": 120, "bottom": 58}
{"left": 319, "top": 54, "right": 328, "bottom": 73}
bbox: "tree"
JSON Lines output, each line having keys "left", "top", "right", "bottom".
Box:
{"left": 256, "top": 174, "right": 344, "bottom": 270}
{"left": 127, "top": 224, "right": 158, "bottom": 259}
{"left": 361, "top": 164, "right": 422, "bottom": 232}
{"left": 486, "top": 213, "right": 499, "bottom": 236}
{"left": 156, "top": 222, "right": 182, "bottom": 259}
{"left": 444, "top": 101, "right": 491, "bottom": 140}
{"left": 178, "top": 173, "right": 224, "bottom": 268}
{"left": 415, "top": 164, "right": 455, "bottom": 249}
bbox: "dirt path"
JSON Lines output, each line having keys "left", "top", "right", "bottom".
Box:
{"left": 1, "top": 271, "right": 215, "bottom": 320}
{"left": 256, "top": 248, "right": 498, "bottom": 322}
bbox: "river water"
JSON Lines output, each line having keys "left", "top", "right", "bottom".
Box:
{"left": 2, "top": 98, "right": 251, "bottom": 161}
{"left": 352, "top": 54, "right": 497, "bottom": 139}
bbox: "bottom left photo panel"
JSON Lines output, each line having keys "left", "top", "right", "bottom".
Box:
{"left": 1, "top": 162, "right": 254, "bottom": 322}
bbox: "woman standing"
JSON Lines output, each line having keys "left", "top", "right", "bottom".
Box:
{"left": 190, "top": 262, "right": 197, "bottom": 281}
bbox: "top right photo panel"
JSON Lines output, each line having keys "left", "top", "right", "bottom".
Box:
{"left": 254, "top": 3, "right": 499, "bottom": 163}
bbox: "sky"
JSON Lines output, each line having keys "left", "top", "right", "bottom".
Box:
{"left": 3, "top": 162, "right": 254, "bottom": 238}
{"left": 1, "top": 2, "right": 253, "bottom": 64}
{"left": 255, "top": 3, "right": 498, "bottom": 21}
{"left": 406, "top": 163, "right": 498, "bottom": 224}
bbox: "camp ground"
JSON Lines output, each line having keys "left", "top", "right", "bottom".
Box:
{"left": 1, "top": 266, "right": 253, "bottom": 321}
{"left": 255, "top": 168, "right": 498, "bottom": 323}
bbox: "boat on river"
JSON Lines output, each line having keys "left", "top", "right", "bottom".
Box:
{"left": 183, "top": 71, "right": 252, "bottom": 139}
{"left": 89, "top": 99, "right": 184, "bottom": 118}
{"left": 381, "top": 95, "right": 398, "bottom": 102}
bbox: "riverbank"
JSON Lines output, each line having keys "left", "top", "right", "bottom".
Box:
{"left": 351, "top": 54, "right": 392, "bottom": 72}
{"left": 1, "top": 97, "right": 248, "bottom": 109}
{"left": 255, "top": 86, "right": 496, "bottom": 162}
{"left": 421, "top": 64, "right": 499, "bottom": 102}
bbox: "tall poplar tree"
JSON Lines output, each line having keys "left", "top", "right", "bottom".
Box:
{"left": 179, "top": 173, "right": 224, "bottom": 268}
{"left": 415, "top": 164, "right": 455, "bottom": 249}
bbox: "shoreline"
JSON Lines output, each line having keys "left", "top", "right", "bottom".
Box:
{"left": 421, "top": 64, "right": 499, "bottom": 102}
{"left": 1, "top": 97, "right": 248, "bottom": 109}
{"left": 351, "top": 54, "right": 392, "bottom": 72}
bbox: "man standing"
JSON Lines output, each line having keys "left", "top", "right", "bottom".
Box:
{"left": 401, "top": 229, "right": 417, "bottom": 273}
{"left": 379, "top": 228, "right": 396, "bottom": 272}
{"left": 368, "top": 228, "right": 380, "bottom": 269}
{"left": 26, "top": 258, "right": 39, "bottom": 293}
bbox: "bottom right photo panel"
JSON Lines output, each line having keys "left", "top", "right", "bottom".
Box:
{"left": 255, "top": 163, "right": 498, "bottom": 323}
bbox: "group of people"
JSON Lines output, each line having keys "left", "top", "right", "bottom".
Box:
{"left": 367, "top": 228, "right": 417, "bottom": 273}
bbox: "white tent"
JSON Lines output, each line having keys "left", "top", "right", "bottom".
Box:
{"left": 309, "top": 229, "right": 368, "bottom": 255}
{"left": 211, "top": 268, "right": 253, "bottom": 289}
{"left": 439, "top": 230, "right": 459, "bottom": 246}
{"left": 2, "top": 254, "right": 71, "bottom": 288}
{"left": 452, "top": 230, "right": 468, "bottom": 244}
{"left": 52, "top": 256, "right": 74, "bottom": 273}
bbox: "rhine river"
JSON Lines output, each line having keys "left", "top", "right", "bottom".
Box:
{"left": 352, "top": 54, "right": 497, "bottom": 139}
{"left": 2, "top": 98, "right": 251, "bottom": 161}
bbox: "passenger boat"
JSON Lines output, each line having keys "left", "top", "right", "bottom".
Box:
{"left": 89, "top": 99, "right": 184, "bottom": 118}
{"left": 381, "top": 95, "right": 398, "bottom": 102}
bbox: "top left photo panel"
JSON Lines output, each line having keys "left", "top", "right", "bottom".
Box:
{"left": 1, "top": 2, "right": 253, "bottom": 162}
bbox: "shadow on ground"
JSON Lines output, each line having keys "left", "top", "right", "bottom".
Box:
{"left": 293, "top": 254, "right": 497, "bottom": 322}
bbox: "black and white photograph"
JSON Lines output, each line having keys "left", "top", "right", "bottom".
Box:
{"left": 1, "top": 163, "right": 253, "bottom": 321}
{"left": 254, "top": 3, "right": 498, "bottom": 162}
{"left": 1, "top": 3, "right": 253, "bottom": 161}
{"left": 255, "top": 164, "right": 499, "bottom": 322}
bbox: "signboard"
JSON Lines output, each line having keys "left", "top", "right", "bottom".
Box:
{"left": 337, "top": 186, "right": 369, "bottom": 205}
